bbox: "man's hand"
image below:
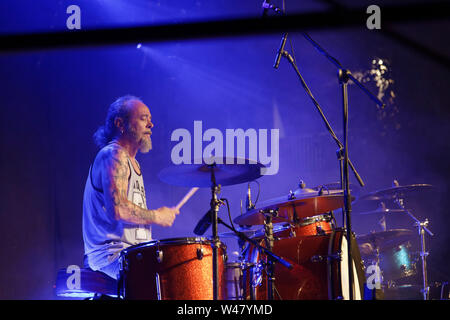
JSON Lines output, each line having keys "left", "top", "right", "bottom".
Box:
{"left": 154, "top": 206, "right": 180, "bottom": 227}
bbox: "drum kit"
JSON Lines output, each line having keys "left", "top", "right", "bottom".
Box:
{"left": 117, "top": 158, "right": 439, "bottom": 300}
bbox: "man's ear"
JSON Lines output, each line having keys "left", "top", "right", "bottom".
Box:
{"left": 114, "top": 116, "right": 125, "bottom": 133}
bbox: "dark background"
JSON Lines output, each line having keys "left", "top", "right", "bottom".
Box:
{"left": 0, "top": 0, "right": 449, "bottom": 299}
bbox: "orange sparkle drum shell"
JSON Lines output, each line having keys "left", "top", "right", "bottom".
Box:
{"left": 252, "top": 214, "right": 334, "bottom": 240}
{"left": 244, "top": 229, "right": 364, "bottom": 300}
{"left": 275, "top": 220, "right": 334, "bottom": 238}
{"left": 119, "top": 237, "right": 227, "bottom": 300}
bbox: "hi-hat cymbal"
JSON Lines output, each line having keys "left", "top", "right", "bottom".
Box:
{"left": 356, "top": 229, "right": 414, "bottom": 249}
{"left": 219, "top": 228, "right": 258, "bottom": 239}
{"left": 234, "top": 192, "right": 349, "bottom": 226}
{"left": 311, "top": 182, "right": 360, "bottom": 196}
{"left": 158, "top": 157, "right": 265, "bottom": 187}
{"left": 357, "top": 184, "right": 433, "bottom": 202}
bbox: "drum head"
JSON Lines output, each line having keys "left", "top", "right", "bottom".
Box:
{"left": 337, "top": 234, "right": 362, "bottom": 300}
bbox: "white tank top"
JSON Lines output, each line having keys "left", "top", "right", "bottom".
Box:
{"left": 82, "top": 143, "right": 152, "bottom": 271}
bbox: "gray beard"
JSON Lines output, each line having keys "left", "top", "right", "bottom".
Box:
{"left": 140, "top": 136, "right": 152, "bottom": 153}
{"left": 127, "top": 124, "right": 152, "bottom": 153}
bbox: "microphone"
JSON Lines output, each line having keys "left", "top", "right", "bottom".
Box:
{"left": 246, "top": 183, "right": 253, "bottom": 211}
{"left": 273, "top": 32, "right": 288, "bottom": 69}
{"left": 193, "top": 209, "right": 213, "bottom": 235}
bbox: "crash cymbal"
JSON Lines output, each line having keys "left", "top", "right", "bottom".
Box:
{"left": 234, "top": 192, "right": 349, "bottom": 226}
{"left": 158, "top": 157, "right": 265, "bottom": 187}
{"left": 356, "top": 229, "right": 414, "bottom": 249}
{"left": 357, "top": 184, "right": 433, "bottom": 202}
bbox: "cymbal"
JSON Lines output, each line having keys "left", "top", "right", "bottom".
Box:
{"left": 357, "top": 184, "right": 433, "bottom": 202}
{"left": 234, "top": 192, "right": 349, "bottom": 226}
{"left": 356, "top": 229, "right": 414, "bottom": 249}
{"left": 219, "top": 228, "right": 258, "bottom": 239}
{"left": 311, "top": 182, "right": 360, "bottom": 195}
{"left": 358, "top": 208, "right": 407, "bottom": 216}
{"left": 158, "top": 157, "right": 265, "bottom": 187}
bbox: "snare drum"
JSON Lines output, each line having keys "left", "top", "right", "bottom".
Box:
{"left": 244, "top": 229, "right": 364, "bottom": 300}
{"left": 119, "top": 237, "right": 227, "bottom": 300}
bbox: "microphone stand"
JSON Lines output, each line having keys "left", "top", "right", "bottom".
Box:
{"left": 265, "top": 2, "right": 384, "bottom": 300}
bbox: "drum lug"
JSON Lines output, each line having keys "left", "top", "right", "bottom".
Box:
{"left": 119, "top": 256, "right": 129, "bottom": 272}
{"left": 311, "top": 251, "right": 342, "bottom": 263}
{"left": 316, "top": 225, "right": 326, "bottom": 235}
{"left": 156, "top": 250, "right": 163, "bottom": 263}
{"left": 251, "top": 262, "right": 264, "bottom": 288}
{"left": 197, "top": 248, "right": 204, "bottom": 260}
{"left": 289, "top": 228, "right": 296, "bottom": 238}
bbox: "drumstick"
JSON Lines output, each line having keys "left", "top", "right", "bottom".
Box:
{"left": 175, "top": 187, "right": 199, "bottom": 211}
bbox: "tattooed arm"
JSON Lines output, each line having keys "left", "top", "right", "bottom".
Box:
{"left": 98, "top": 145, "right": 178, "bottom": 226}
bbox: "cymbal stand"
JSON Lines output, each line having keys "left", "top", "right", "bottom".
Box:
{"left": 209, "top": 163, "right": 221, "bottom": 300}
{"left": 262, "top": 209, "right": 277, "bottom": 300}
{"left": 394, "top": 197, "right": 434, "bottom": 300}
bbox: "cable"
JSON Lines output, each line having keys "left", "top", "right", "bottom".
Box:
{"left": 222, "top": 198, "right": 236, "bottom": 232}
{"left": 250, "top": 180, "right": 261, "bottom": 207}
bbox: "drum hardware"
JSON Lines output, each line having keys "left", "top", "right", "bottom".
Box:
{"left": 155, "top": 273, "right": 161, "bottom": 300}
{"left": 262, "top": 209, "right": 277, "bottom": 300}
{"left": 156, "top": 249, "right": 163, "bottom": 263}
{"left": 197, "top": 248, "right": 204, "bottom": 260}
{"left": 216, "top": 215, "right": 293, "bottom": 300}
{"left": 251, "top": 261, "right": 264, "bottom": 289}
{"left": 288, "top": 190, "right": 295, "bottom": 200}
{"left": 289, "top": 227, "right": 296, "bottom": 238}
{"left": 311, "top": 251, "right": 342, "bottom": 263}
{"left": 316, "top": 224, "right": 325, "bottom": 235}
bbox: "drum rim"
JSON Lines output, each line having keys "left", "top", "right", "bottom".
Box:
{"left": 298, "top": 213, "right": 333, "bottom": 227}
{"left": 121, "top": 237, "right": 227, "bottom": 254}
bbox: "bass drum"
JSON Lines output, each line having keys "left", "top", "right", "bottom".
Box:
{"left": 243, "top": 229, "right": 365, "bottom": 300}
{"left": 119, "top": 237, "right": 227, "bottom": 300}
